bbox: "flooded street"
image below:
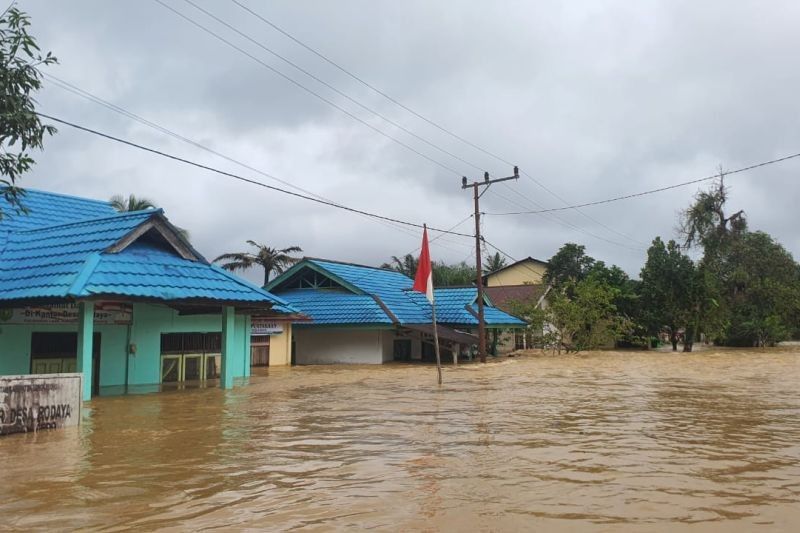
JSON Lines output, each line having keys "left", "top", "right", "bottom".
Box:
{"left": 1, "top": 348, "right": 799, "bottom": 531}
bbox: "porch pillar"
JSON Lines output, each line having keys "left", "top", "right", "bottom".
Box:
{"left": 243, "top": 315, "right": 252, "bottom": 378}
{"left": 220, "top": 305, "right": 235, "bottom": 389}
{"left": 76, "top": 301, "right": 94, "bottom": 401}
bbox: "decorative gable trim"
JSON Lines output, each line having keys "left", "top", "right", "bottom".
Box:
{"left": 266, "top": 260, "right": 366, "bottom": 295}
{"left": 105, "top": 214, "right": 200, "bottom": 261}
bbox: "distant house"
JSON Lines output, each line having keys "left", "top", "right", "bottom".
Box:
{"left": 265, "top": 258, "right": 525, "bottom": 364}
{"left": 0, "top": 189, "right": 299, "bottom": 400}
{"left": 483, "top": 256, "right": 551, "bottom": 351}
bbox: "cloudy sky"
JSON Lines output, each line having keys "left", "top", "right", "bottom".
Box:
{"left": 17, "top": 0, "right": 800, "bottom": 282}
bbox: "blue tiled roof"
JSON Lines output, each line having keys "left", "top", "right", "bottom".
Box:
{"left": 308, "top": 259, "right": 430, "bottom": 323}
{"left": 0, "top": 188, "right": 116, "bottom": 231}
{"left": 0, "top": 192, "right": 297, "bottom": 313}
{"left": 433, "top": 287, "right": 526, "bottom": 326}
{"left": 277, "top": 289, "right": 392, "bottom": 325}
{"left": 81, "top": 243, "right": 296, "bottom": 312}
{"left": 269, "top": 259, "right": 525, "bottom": 327}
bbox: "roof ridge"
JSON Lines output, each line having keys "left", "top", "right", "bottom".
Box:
{"left": 305, "top": 256, "right": 405, "bottom": 274}
{"left": 0, "top": 187, "right": 114, "bottom": 207}
{"left": 16, "top": 208, "right": 162, "bottom": 234}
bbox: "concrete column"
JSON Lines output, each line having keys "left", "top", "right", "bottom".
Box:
{"left": 220, "top": 306, "right": 235, "bottom": 389}
{"left": 76, "top": 301, "right": 95, "bottom": 401}
{"left": 243, "top": 315, "right": 252, "bottom": 378}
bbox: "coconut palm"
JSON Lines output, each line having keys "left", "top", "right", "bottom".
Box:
{"left": 381, "top": 254, "right": 418, "bottom": 277}
{"left": 110, "top": 194, "right": 156, "bottom": 212}
{"left": 110, "top": 193, "right": 190, "bottom": 241}
{"left": 483, "top": 252, "right": 507, "bottom": 273}
{"left": 214, "top": 241, "right": 303, "bottom": 286}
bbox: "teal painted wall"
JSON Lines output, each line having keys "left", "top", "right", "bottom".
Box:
{"left": 0, "top": 302, "right": 251, "bottom": 389}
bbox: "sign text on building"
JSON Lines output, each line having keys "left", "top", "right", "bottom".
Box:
{"left": 0, "top": 373, "right": 82, "bottom": 436}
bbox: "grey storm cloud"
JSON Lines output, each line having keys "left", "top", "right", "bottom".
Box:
{"left": 16, "top": 0, "right": 800, "bottom": 283}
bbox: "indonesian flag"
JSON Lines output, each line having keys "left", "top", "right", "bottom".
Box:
{"left": 413, "top": 226, "right": 435, "bottom": 303}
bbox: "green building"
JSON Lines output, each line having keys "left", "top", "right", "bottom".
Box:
{"left": 0, "top": 189, "right": 299, "bottom": 400}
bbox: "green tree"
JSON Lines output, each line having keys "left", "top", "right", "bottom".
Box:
{"left": 544, "top": 243, "right": 596, "bottom": 289}
{"left": 433, "top": 260, "right": 476, "bottom": 286}
{"left": 381, "top": 254, "right": 477, "bottom": 286}
{"left": 483, "top": 252, "right": 507, "bottom": 273}
{"left": 110, "top": 193, "right": 156, "bottom": 212}
{"left": 547, "top": 275, "right": 627, "bottom": 353}
{"left": 639, "top": 237, "right": 696, "bottom": 351}
{"left": 1, "top": 6, "right": 57, "bottom": 217}
{"left": 214, "top": 241, "right": 303, "bottom": 286}
{"left": 110, "top": 193, "right": 191, "bottom": 241}
{"left": 724, "top": 232, "right": 800, "bottom": 347}
{"left": 381, "top": 254, "right": 418, "bottom": 278}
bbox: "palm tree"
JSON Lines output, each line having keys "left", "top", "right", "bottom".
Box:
{"left": 483, "top": 252, "right": 507, "bottom": 273}
{"left": 110, "top": 193, "right": 191, "bottom": 241}
{"left": 214, "top": 241, "right": 303, "bottom": 286}
{"left": 381, "top": 254, "right": 418, "bottom": 277}
{"left": 110, "top": 194, "right": 156, "bottom": 212}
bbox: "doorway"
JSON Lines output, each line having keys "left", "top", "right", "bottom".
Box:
{"left": 30, "top": 331, "right": 102, "bottom": 395}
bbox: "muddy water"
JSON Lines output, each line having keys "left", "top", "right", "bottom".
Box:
{"left": 1, "top": 348, "right": 799, "bottom": 531}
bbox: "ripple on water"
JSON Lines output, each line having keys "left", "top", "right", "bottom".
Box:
{"left": 0, "top": 348, "right": 799, "bottom": 531}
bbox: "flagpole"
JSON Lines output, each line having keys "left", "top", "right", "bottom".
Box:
{"left": 431, "top": 290, "right": 443, "bottom": 385}
{"left": 413, "top": 224, "right": 442, "bottom": 385}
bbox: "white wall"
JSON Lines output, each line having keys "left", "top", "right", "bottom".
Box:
{"left": 294, "top": 328, "right": 390, "bottom": 364}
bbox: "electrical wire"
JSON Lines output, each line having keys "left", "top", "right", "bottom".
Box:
{"left": 228, "top": 0, "right": 644, "bottom": 244}
{"left": 153, "top": 0, "right": 467, "bottom": 177}
{"left": 179, "top": 0, "right": 489, "bottom": 176}
{"left": 36, "top": 112, "right": 476, "bottom": 238}
{"left": 42, "top": 73, "right": 430, "bottom": 242}
{"left": 486, "top": 152, "right": 800, "bottom": 215}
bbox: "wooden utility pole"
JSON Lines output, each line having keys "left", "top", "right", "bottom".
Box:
{"left": 462, "top": 166, "right": 519, "bottom": 363}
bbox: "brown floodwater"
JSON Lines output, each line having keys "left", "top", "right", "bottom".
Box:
{"left": 1, "top": 347, "right": 799, "bottom": 532}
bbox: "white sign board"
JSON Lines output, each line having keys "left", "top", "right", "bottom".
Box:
{"left": 252, "top": 320, "right": 284, "bottom": 335}
{"left": 0, "top": 373, "right": 82, "bottom": 436}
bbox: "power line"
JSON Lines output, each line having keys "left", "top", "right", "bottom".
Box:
{"left": 227, "top": 0, "right": 512, "bottom": 170}
{"left": 489, "top": 184, "right": 645, "bottom": 253}
{"left": 180, "top": 0, "right": 488, "bottom": 176}
{"left": 42, "top": 73, "right": 430, "bottom": 242}
{"left": 228, "top": 0, "right": 641, "bottom": 243}
{"left": 486, "top": 152, "right": 800, "bottom": 216}
{"left": 37, "top": 112, "right": 476, "bottom": 239}
{"left": 153, "top": 0, "right": 467, "bottom": 177}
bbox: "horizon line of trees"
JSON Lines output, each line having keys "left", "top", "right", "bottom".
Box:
{"left": 513, "top": 176, "right": 800, "bottom": 352}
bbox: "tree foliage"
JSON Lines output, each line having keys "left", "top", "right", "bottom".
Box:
{"left": 214, "top": 242, "right": 303, "bottom": 286}
{"left": 110, "top": 193, "right": 156, "bottom": 212}
{"left": 639, "top": 237, "right": 696, "bottom": 350}
{"left": 483, "top": 252, "right": 507, "bottom": 273}
{"left": 543, "top": 243, "right": 596, "bottom": 289}
{"left": 381, "top": 253, "right": 477, "bottom": 287}
{"left": 1, "top": 6, "right": 57, "bottom": 216}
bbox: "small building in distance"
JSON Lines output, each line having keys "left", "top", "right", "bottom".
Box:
{"left": 265, "top": 258, "right": 525, "bottom": 364}
{"left": 483, "top": 256, "right": 551, "bottom": 352}
{"left": 0, "top": 189, "right": 300, "bottom": 400}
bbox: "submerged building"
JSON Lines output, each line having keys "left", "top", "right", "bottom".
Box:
{"left": 0, "top": 189, "right": 299, "bottom": 400}
{"left": 265, "top": 258, "right": 526, "bottom": 364}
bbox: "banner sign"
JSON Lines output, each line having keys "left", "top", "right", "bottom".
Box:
{"left": 0, "top": 302, "right": 132, "bottom": 325}
{"left": 252, "top": 320, "right": 284, "bottom": 335}
{"left": 0, "top": 373, "right": 82, "bottom": 436}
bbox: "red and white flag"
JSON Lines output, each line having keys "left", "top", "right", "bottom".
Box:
{"left": 413, "top": 226, "right": 434, "bottom": 303}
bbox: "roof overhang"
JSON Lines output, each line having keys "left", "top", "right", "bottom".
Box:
{"left": 400, "top": 324, "right": 478, "bottom": 345}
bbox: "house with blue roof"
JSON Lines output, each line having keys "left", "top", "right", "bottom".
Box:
{"left": 0, "top": 189, "right": 300, "bottom": 400}
{"left": 265, "top": 258, "right": 525, "bottom": 364}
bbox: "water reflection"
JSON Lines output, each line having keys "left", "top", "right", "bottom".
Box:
{"left": 1, "top": 348, "right": 799, "bottom": 530}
